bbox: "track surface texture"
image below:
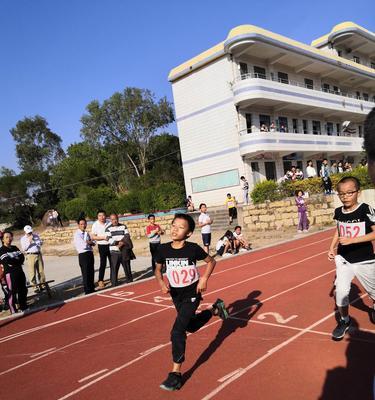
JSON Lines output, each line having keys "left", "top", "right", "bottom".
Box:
{"left": 1, "top": 229, "right": 374, "bottom": 400}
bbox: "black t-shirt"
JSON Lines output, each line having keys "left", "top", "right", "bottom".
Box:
{"left": 0, "top": 245, "right": 25, "bottom": 274}
{"left": 155, "top": 241, "right": 208, "bottom": 300}
{"left": 334, "top": 203, "right": 375, "bottom": 263}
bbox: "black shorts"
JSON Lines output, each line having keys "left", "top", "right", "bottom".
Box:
{"left": 202, "top": 233, "right": 211, "bottom": 246}
{"left": 228, "top": 207, "right": 237, "bottom": 219}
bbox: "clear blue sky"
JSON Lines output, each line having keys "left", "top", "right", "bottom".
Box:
{"left": 1, "top": 0, "right": 374, "bottom": 171}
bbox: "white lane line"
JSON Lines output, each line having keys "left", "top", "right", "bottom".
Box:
{"left": 218, "top": 368, "right": 244, "bottom": 383}
{"left": 56, "top": 266, "right": 336, "bottom": 400}
{"left": 30, "top": 347, "right": 56, "bottom": 358}
{"left": 97, "top": 294, "right": 173, "bottom": 309}
{"left": 78, "top": 369, "right": 108, "bottom": 383}
{"left": 200, "top": 293, "right": 368, "bottom": 400}
{"left": 0, "top": 235, "right": 330, "bottom": 342}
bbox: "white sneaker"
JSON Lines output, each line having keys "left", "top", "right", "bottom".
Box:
{"left": 297, "top": 230, "right": 303, "bottom": 233}
{"left": 239, "top": 248, "right": 247, "bottom": 253}
{"left": 303, "top": 230, "right": 309, "bottom": 233}
{"left": 222, "top": 253, "right": 232, "bottom": 258}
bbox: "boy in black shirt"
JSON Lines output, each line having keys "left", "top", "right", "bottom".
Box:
{"left": 155, "top": 213, "right": 228, "bottom": 391}
{"left": 328, "top": 176, "right": 375, "bottom": 340}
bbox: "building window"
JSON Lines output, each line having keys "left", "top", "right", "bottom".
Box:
{"left": 292, "top": 119, "right": 298, "bottom": 133}
{"left": 363, "top": 93, "right": 369, "bottom": 101}
{"left": 259, "top": 114, "right": 271, "bottom": 131}
{"left": 353, "top": 56, "right": 360, "bottom": 64}
{"left": 322, "top": 83, "right": 330, "bottom": 93}
{"left": 303, "top": 120, "right": 308, "bottom": 134}
{"left": 372, "top": 95, "right": 375, "bottom": 103}
{"left": 278, "top": 117, "right": 288, "bottom": 132}
{"left": 371, "top": 62, "right": 375, "bottom": 70}
{"left": 265, "top": 161, "right": 276, "bottom": 181}
{"left": 359, "top": 125, "right": 363, "bottom": 137}
{"left": 337, "top": 50, "right": 342, "bottom": 57}
{"left": 336, "top": 123, "right": 341, "bottom": 136}
{"left": 254, "top": 66, "right": 266, "bottom": 79}
{"left": 245, "top": 113, "right": 252, "bottom": 133}
{"left": 312, "top": 120, "right": 321, "bottom": 135}
{"left": 239, "top": 62, "right": 248, "bottom": 79}
{"left": 333, "top": 86, "right": 340, "bottom": 94}
{"left": 278, "top": 72, "right": 289, "bottom": 84}
{"left": 191, "top": 169, "right": 239, "bottom": 193}
{"left": 356, "top": 91, "right": 361, "bottom": 99}
{"left": 326, "top": 122, "right": 333, "bottom": 136}
{"left": 251, "top": 162, "right": 261, "bottom": 184}
{"left": 304, "top": 78, "right": 314, "bottom": 89}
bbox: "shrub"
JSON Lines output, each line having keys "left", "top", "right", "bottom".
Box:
{"left": 63, "top": 198, "right": 88, "bottom": 220}
{"left": 251, "top": 180, "right": 282, "bottom": 204}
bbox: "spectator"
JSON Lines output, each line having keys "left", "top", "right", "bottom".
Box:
{"left": 185, "top": 196, "right": 195, "bottom": 212}
{"left": 288, "top": 166, "right": 297, "bottom": 180}
{"left": 320, "top": 158, "right": 333, "bottom": 194}
{"left": 105, "top": 213, "right": 133, "bottom": 286}
{"left": 345, "top": 162, "right": 353, "bottom": 172}
{"left": 225, "top": 193, "right": 237, "bottom": 225}
{"left": 198, "top": 204, "right": 213, "bottom": 255}
{"left": 20, "top": 225, "right": 46, "bottom": 293}
{"left": 295, "top": 168, "right": 304, "bottom": 180}
{"left": 331, "top": 162, "right": 338, "bottom": 174}
{"left": 0, "top": 231, "right": 28, "bottom": 313}
{"left": 233, "top": 226, "right": 251, "bottom": 252}
{"left": 146, "top": 214, "right": 164, "bottom": 272}
{"left": 215, "top": 230, "right": 235, "bottom": 257}
{"left": 306, "top": 160, "right": 317, "bottom": 178}
{"left": 280, "top": 125, "right": 286, "bottom": 133}
{"left": 240, "top": 176, "right": 249, "bottom": 205}
{"left": 360, "top": 158, "right": 368, "bottom": 168}
{"left": 91, "top": 210, "right": 111, "bottom": 289}
{"left": 295, "top": 190, "right": 309, "bottom": 233}
{"left": 337, "top": 161, "right": 344, "bottom": 173}
{"left": 73, "top": 218, "right": 96, "bottom": 295}
{"left": 270, "top": 121, "right": 276, "bottom": 132}
{"left": 260, "top": 124, "right": 269, "bottom": 132}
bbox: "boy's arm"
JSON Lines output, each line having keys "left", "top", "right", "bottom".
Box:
{"left": 154, "top": 263, "right": 169, "bottom": 294}
{"left": 339, "top": 225, "right": 375, "bottom": 246}
{"left": 328, "top": 229, "right": 339, "bottom": 260}
{"left": 197, "top": 255, "right": 216, "bottom": 293}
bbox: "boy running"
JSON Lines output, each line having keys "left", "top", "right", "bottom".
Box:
{"left": 198, "top": 203, "right": 213, "bottom": 254}
{"left": 328, "top": 176, "right": 375, "bottom": 340}
{"left": 154, "top": 213, "right": 228, "bottom": 391}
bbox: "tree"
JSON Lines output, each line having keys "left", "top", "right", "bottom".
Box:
{"left": 10, "top": 115, "right": 65, "bottom": 173}
{"left": 80, "top": 87, "right": 174, "bottom": 177}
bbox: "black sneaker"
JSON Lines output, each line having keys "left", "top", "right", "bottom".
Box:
{"left": 332, "top": 318, "right": 351, "bottom": 341}
{"left": 212, "top": 299, "right": 229, "bottom": 320}
{"left": 160, "top": 372, "right": 182, "bottom": 391}
{"left": 370, "top": 308, "right": 375, "bottom": 324}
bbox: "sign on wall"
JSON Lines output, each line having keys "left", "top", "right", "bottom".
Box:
{"left": 191, "top": 169, "right": 239, "bottom": 193}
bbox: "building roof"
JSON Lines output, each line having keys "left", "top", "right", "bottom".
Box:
{"left": 168, "top": 22, "right": 375, "bottom": 82}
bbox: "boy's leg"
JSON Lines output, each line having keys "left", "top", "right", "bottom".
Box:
{"left": 353, "top": 261, "right": 375, "bottom": 323}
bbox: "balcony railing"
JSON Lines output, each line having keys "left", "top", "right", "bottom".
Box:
{"left": 239, "top": 128, "right": 360, "bottom": 138}
{"left": 235, "top": 73, "right": 375, "bottom": 104}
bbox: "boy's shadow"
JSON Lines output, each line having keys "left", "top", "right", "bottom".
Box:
{"left": 183, "top": 290, "right": 262, "bottom": 384}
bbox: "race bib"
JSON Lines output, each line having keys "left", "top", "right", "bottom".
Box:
{"left": 338, "top": 221, "right": 366, "bottom": 238}
{"left": 227, "top": 201, "right": 234, "bottom": 208}
{"left": 166, "top": 259, "right": 199, "bottom": 288}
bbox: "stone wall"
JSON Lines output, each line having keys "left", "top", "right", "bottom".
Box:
{"left": 40, "top": 214, "right": 175, "bottom": 245}
{"left": 242, "top": 194, "right": 335, "bottom": 232}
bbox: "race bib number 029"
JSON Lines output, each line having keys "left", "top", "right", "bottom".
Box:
{"left": 166, "top": 264, "right": 199, "bottom": 288}
{"left": 338, "top": 221, "right": 366, "bottom": 238}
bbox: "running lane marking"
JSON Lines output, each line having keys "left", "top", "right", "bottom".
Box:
{"left": 218, "top": 368, "right": 244, "bottom": 383}
{"left": 78, "top": 369, "right": 108, "bottom": 383}
{"left": 201, "top": 294, "right": 368, "bottom": 400}
{"left": 0, "top": 235, "right": 330, "bottom": 342}
{"left": 55, "top": 267, "right": 336, "bottom": 399}
{"left": 30, "top": 347, "right": 56, "bottom": 358}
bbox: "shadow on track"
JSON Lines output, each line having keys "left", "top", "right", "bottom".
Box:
{"left": 183, "top": 290, "right": 263, "bottom": 384}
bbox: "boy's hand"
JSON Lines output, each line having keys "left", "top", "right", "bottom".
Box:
{"left": 328, "top": 249, "right": 336, "bottom": 261}
{"left": 196, "top": 277, "right": 208, "bottom": 293}
{"left": 160, "top": 281, "right": 170, "bottom": 294}
{"left": 339, "top": 237, "right": 354, "bottom": 246}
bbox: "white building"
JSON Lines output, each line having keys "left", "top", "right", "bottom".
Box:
{"left": 169, "top": 22, "right": 375, "bottom": 206}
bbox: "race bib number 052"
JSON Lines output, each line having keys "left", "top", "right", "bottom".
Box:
{"left": 166, "top": 264, "right": 199, "bottom": 288}
{"left": 338, "top": 221, "right": 366, "bottom": 238}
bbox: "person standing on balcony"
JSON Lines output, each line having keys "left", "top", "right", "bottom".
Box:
{"left": 280, "top": 125, "right": 286, "bottom": 133}
{"left": 240, "top": 176, "right": 249, "bottom": 205}
{"left": 306, "top": 160, "right": 317, "bottom": 179}
{"left": 320, "top": 159, "right": 333, "bottom": 194}
{"left": 270, "top": 121, "right": 276, "bottom": 132}
{"left": 260, "top": 124, "right": 268, "bottom": 132}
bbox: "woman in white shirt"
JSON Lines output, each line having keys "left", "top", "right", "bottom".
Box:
{"left": 306, "top": 160, "right": 317, "bottom": 178}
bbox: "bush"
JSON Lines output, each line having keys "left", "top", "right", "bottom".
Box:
{"left": 63, "top": 198, "right": 88, "bottom": 220}
{"left": 251, "top": 180, "right": 282, "bottom": 204}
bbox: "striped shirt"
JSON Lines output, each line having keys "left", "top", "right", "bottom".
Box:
{"left": 105, "top": 223, "right": 129, "bottom": 253}
{"left": 20, "top": 233, "right": 43, "bottom": 254}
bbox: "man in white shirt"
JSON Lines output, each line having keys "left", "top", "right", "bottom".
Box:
{"left": 20, "top": 225, "right": 46, "bottom": 292}
{"left": 198, "top": 203, "right": 213, "bottom": 254}
{"left": 240, "top": 176, "right": 249, "bottom": 205}
{"left": 73, "top": 218, "right": 96, "bottom": 295}
{"left": 91, "top": 210, "right": 110, "bottom": 288}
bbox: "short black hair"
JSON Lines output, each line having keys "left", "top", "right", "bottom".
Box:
{"left": 199, "top": 203, "right": 206, "bottom": 210}
{"left": 337, "top": 176, "right": 360, "bottom": 191}
{"left": 323, "top": 158, "right": 328, "bottom": 162}
{"left": 227, "top": 193, "right": 231, "bottom": 197}
{"left": 364, "top": 108, "right": 375, "bottom": 159}
{"left": 77, "top": 218, "right": 86, "bottom": 224}
{"left": 240, "top": 176, "right": 245, "bottom": 180}
{"left": 295, "top": 189, "right": 304, "bottom": 196}
{"left": 3, "top": 230, "right": 13, "bottom": 237}
{"left": 97, "top": 209, "right": 106, "bottom": 216}
{"left": 148, "top": 214, "right": 155, "bottom": 219}
{"left": 307, "top": 160, "right": 312, "bottom": 164}
{"left": 234, "top": 225, "right": 241, "bottom": 230}
{"left": 172, "top": 213, "right": 195, "bottom": 233}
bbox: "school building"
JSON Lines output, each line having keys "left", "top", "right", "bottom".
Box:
{"left": 169, "top": 22, "right": 375, "bottom": 206}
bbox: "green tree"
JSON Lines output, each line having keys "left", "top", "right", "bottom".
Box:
{"left": 80, "top": 87, "right": 174, "bottom": 177}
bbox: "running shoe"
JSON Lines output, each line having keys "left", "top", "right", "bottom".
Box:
{"left": 213, "top": 298, "right": 229, "bottom": 320}
{"left": 332, "top": 317, "right": 351, "bottom": 341}
{"left": 160, "top": 372, "right": 182, "bottom": 391}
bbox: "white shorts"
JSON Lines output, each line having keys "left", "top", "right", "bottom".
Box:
{"left": 334, "top": 255, "right": 375, "bottom": 307}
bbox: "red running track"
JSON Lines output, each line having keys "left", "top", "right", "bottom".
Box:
{"left": 1, "top": 229, "right": 375, "bottom": 400}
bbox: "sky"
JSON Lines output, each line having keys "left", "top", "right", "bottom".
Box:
{"left": 1, "top": 0, "right": 374, "bottom": 171}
